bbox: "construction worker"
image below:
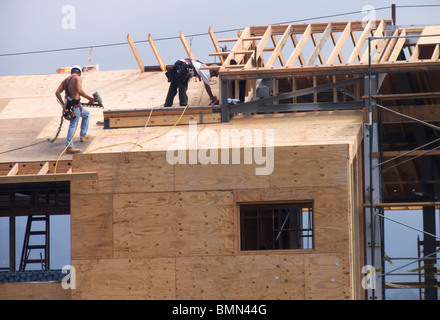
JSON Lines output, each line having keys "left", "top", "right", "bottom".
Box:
{"left": 164, "top": 58, "right": 219, "bottom": 107}
{"left": 55, "top": 65, "right": 95, "bottom": 154}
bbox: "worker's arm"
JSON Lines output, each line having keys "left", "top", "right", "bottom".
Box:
{"left": 75, "top": 76, "right": 95, "bottom": 103}
{"left": 55, "top": 82, "right": 65, "bottom": 106}
{"left": 204, "top": 82, "right": 216, "bottom": 101}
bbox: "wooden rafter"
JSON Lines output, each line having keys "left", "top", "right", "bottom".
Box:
{"left": 127, "top": 33, "right": 144, "bottom": 73}
{"left": 148, "top": 34, "right": 166, "bottom": 71}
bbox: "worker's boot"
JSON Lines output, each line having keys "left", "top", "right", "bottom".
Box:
{"left": 66, "top": 147, "right": 81, "bottom": 154}
{"left": 80, "top": 136, "right": 90, "bottom": 142}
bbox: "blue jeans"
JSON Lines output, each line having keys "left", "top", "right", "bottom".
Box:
{"left": 66, "top": 106, "right": 89, "bottom": 147}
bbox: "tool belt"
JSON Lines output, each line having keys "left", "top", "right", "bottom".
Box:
{"left": 63, "top": 98, "right": 80, "bottom": 120}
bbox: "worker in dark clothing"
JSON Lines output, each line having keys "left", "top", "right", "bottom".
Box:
{"left": 164, "top": 58, "right": 219, "bottom": 107}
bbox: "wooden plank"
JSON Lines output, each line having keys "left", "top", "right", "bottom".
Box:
{"left": 0, "top": 282, "right": 71, "bottom": 300}
{"left": 410, "top": 44, "right": 420, "bottom": 61}
{"left": 286, "top": 24, "right": 311, "bottom": 66}
{"left": 112, "top": 191, "right": 235, "bottom": 258}
{"left": 71, "top": 152, "right": 174, "bottom": 195}
{"left": 176, "top": 254, "right": 305, "bottom": 299}
{"left": 0, "top": 172, "right": 97, "bottom": 184}
{"left": 180, "top": 31, "right": 195, "bottom": 60}
{"left": 70, "top": 193, "right": 113, "bottom": 260}
{"left": 418, "top": 26, "right": 440, "bottom": 45}
{"left": 361, "top": 20, "right": 385, "bottom": 63}
{"left": 432, "top": 44, "right": 440, "bottom": 60}
{"left": 222, "top": 26, "right": 252, "bottom": 68}
{"left": 304, "top": 253, "right": 350, "bottom": 300}
{"left": 127, "top": 33, "right": 144, "bottom": 73}
{"left": 148, "top": 34, "right": 166, "bottom": 72}
{"left": 208, "top": 26, "right": 225, "bottom": 64}
{"left": 107, "top": 113, "right": 221, "bottom": 128}
{"left": 245, "top": 26, "right": 273, "bottom": 69}
{"left": 348, "top": 20, "right": 371, "bottom": 64}
{"left": 174, "top": 148, "right": 270, "bottom": 191}
{"left": 269, "top": 144, "right": 349, "bottom": 189}
{"left": 380, "top": 28, "right": 399, "bottom": 62}
{"left": 389, "top": 29, "right": 407, "bottom": 62}
{"left": 327, "top": 22, "right": 351, "bottom": 64}
{"left": 265, "top": 25, "right": 292, "bottom": 68}
{"left": 6, "top": 163, "right": 18, "bottom": 176}
{"left": 37, "top": 161, "right": 49, "bottom": 175}
{"left": 307, "top": 23, "right": 332, "bottom": 65}
{"left": 72, "top": 258, "right": 175, "bottom": 300}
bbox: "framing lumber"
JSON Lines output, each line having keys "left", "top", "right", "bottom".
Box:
{"left": 265, "top": 25, "right": 291, "bottom": 68}
{"left": 180, "top": 31, "right": 195, "bottom": 60}
{"left": 0, "top": 172, "right": 98, "bottom": 184}
{"left": 7, "top": 163, "right": 18, "bottom": 176}
{"left": 286, "top": 24, "right": 311, "bottom": 66}
{"left": 148, "top": 34, "right": 166, "bottom": 72}
{"left": 127, "top": 33, "right": 144, "bottom": 73}
{"left": 308, "top": 24, "right": 332, "bottom": 65}
{"left": 208, "top": 26, "right": 225, "bottom": 64}
{"left": 327, "top": 22, "right": 351, "bottom": 65}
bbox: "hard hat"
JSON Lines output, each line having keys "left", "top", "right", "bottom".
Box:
{"left": 71, "top": 65, "right": 82, "bottom": 74}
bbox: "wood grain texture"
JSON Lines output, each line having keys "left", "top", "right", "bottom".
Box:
{"left": 112, "top": 191, "right": 235, "bottom": 258}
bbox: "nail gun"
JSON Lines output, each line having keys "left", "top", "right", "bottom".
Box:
{"left": 84, "top": 92, "right": 104, "bottom": 108}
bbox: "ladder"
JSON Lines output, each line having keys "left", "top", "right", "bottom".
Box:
{"left": 19, "top": 215, "right": 50, "bottom": 271}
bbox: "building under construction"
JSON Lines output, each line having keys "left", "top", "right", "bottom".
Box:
{"left": 0, "top": 17, "right": 439, "bottom": 300}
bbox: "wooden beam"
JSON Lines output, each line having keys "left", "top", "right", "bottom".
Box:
{"left": 208, "top": 26, "right": 225, "bottom": 64}
{"left": 180, "top": 31, "right": 195, "bottom": 60}
{"left": 307, "top": 23, "right": 332, "bottom": 65}
{"left": 37, "top": 162, "right": 49, "bottom": 175}
{"left": 327, "top": 22, "right": 351, "bottom": 64}
{"left": 245, "top": 26, "right": 272, "bottom": 69}
{"left": 7, "top": 163, "right": 18, "bottom": 176}
{"left": 127, "top": 33, "right": 144, "bottom": 73}
{"left": 361, "top": 20, "right": 385, "bottom": 63}
{"left": 222, "top": 26, "right": 251, "bottom": 68}
{"left": 389, "top": 29, "right": 407, "bottom": 62}
{"left": 286, "top": 24, "right": 311, "bottom": 66}
{"left": 266, "top": 25, "right": 291, "bottom": 68}
{"left": 348, "top": 20, "right": 372, "bottom": 64}
{"left": 0, "top": 172, "right": 98, "bottom": 184}
{"left": 148, "top": 34, "right": 166, "bottom": 72}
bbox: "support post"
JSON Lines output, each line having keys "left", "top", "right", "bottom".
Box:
{"left": 423, "top": 204, "right": 438, "bottom": 300}
{"left": 364, "top": 73, "right": 384, "bottom": 300}
{"left": 221, "top": 77, "right": 230, "bottom": 122}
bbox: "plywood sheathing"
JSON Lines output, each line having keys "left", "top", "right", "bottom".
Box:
{"left": 69, "top": 109, "right": 363, "bottom": 300}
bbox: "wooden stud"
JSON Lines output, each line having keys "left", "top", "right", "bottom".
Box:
{"left": 208, "top": 26, "right": 225, "bottom": 64}
{"left": 7, "top": 163, "right": 18, "bottom": 176}
{"left": 432, "top": 44, "right": 439, "bottom": 60}
{"left": 286, "top": 24, "right": 311, "bottom": 66}
{"left": 180, "top": 31, "right": 195, "bottom": 60}
{"left": 266, "top": 25, "right": 292, "bottom": 68}
{"left": 327, "top": 22, "right": 351, "bottom": 65}
{"left": 245, "top": 26, "right": 272, "bottom": 69}
{"left": 389, "top": 29, "right": 407, "bottom": 62}
{"left": 307, "top": 23, "right": 332, "bottom": 65}
{"left": 348, "top": 21, "right": 372, "bottom": 64}
{"left": 361, "top": 20, "right": 385, "bottom": 63}
{"left": 127, "top": 33, "right": 144, "bottom": 73}
{"left": 37, "top": 162, "right": 49, "bottom": 175}
{"left": 148, "top": 34, "right": 166, "bottom": 72}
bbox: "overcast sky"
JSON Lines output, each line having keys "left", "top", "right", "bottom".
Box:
{"left": 1, "top": 0, "right": 439, "bottom": 76}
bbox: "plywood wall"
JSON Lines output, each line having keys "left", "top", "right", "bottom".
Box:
{"left": 69, "top": 141, "right": 362, "bottom": 300}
